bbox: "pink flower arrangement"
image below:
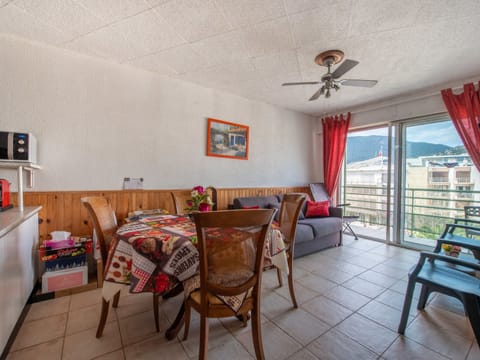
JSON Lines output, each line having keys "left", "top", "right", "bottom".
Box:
{"left": 185, "top": 185, "right": 214, "bottom": 213}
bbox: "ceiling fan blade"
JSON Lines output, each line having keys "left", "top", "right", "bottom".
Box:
{"left": 331, "top": 59, "right": 359, "bottom": 79}
{"left": 309, "top": 87, "right": 323, "bottom": 101}
{"left": 341, "top": 79, "right": 378, "bottom": 87}
{"left": 282, "top": 81, "right": 320, "bottom": 86}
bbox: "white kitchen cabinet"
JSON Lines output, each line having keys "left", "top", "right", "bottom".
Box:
{"left": 0, "top": 206, "right": 41, "bottom": 355}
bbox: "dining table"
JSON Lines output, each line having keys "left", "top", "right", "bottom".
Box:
{"left": 101, "top": 212, "right": 288, "bottom": 340}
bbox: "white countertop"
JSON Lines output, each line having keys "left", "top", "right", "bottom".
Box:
{"left": 0, "top": 206, "right": 42, "bottom": 238}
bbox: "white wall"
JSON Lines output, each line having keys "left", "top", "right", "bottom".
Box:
{"left": 349, "top": 93, "right": 447, "bottom": 129}
{"left": 0, "top": 35, "right": 315, "bottom": 191}
{"left": 314, "top": 92, "right": 448, "bottom": 134}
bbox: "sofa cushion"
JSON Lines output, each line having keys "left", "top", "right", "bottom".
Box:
{"left": 294, "top": 224, "right": 315, "bottom": 244}
{"left": 233, "top": 195, "right": 281, "bottom": 209}
{"left": 305, "top": 200, "right": 330, "bottom": 217}
{"left": 299, "top": 195, "right": 313, "bottom": 220}
{"left": 298, "top": 217, "right": 342, "bottom": 239}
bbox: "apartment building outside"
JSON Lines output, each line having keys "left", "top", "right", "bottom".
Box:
{"left": 342, "top": 152, "right": 480, "bottom": 248}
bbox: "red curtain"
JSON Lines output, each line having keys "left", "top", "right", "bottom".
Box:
{"left": 322, "top": 112, "right": 351, "bottom": 198}
{"left": 441, "top": 82, "right": 480, "bottom": 171}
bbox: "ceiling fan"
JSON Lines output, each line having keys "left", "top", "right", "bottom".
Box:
{"left": 282, "top": 50, "right": 378, "bottom": 100}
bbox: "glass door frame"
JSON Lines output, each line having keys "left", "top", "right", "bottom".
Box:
{"left": 340, "top": 124, "right": 393, "bottom": 243}
{"left": 395, "top": 113, "right": 456, "bottom": 249}
{"left": 343, "top": 112, "right": 455, "bottom": 248}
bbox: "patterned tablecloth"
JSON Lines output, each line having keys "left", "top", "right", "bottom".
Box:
{"left": 102, "top": 214, "right": 288, "bottom": 311}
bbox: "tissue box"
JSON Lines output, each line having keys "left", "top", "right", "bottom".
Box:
{"left": 42, "top": 266, "right": 88, "bottom": 293}
{"left": 50, "top": 231, "right": 71, "bottom": 240}
{"left": 44, "top": 238, "right": 75, "bottom": 250}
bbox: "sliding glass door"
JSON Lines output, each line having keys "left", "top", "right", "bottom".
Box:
{"left": 399, "top": 119, "right": 477, "bottom": 248}
{"left": 341, "top": 126, "right": 395, "bottom": 242}
{"left": 341, "top": 114, "right": 480, "bottom": 249}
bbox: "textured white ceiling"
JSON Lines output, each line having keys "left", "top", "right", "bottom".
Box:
{"left": 1, "top": 0, "right": 480, "bottom": 116}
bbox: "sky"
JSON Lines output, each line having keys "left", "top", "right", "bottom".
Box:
{"left": 351, "top": 121, "right": 462, "bottom": 147}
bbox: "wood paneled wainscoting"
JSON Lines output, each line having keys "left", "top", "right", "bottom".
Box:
{"left": 12, "top": 187, "right": 309, "bottom": 244}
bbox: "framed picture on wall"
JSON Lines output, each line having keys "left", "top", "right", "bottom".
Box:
{"left": 207, "top": 118, "right": 249, "bottom": 160}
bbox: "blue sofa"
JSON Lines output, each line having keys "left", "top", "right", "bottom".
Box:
{"left": 232, "top": 194, "right": 343, "bottom": 258}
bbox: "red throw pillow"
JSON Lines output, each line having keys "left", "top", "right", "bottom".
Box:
{"left": 305, "top": 200, "right": 330, "bottom": 217}
{"left": 242, "top": 205, "right": 260, "bottom": 209}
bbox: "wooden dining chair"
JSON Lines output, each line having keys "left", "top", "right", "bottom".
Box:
{"left": 81, "top": 196, "right": 160, "bottom": 337}
{"left": 206, "top": 186, "right": 218, "bottom": 211}
{"left": 170, "top": 190, "right": 192, "bottom": 214}
{"left": 183, "top": 209, "right": 275, "bottom": 360}
{"left": 275, "top": 193, "right": 307, "bottom": 308}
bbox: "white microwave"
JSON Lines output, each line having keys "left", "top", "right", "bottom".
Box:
{"left": 0, "top": 131, "right": 37, "bottom": 163}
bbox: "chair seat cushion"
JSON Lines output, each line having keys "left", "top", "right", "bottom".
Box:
{"left": 191, "top": 290, "right": 226, "bottom": 305}
{"left": 190, "top": 287, "right": 254, "bottom": 306}
{"left": 294, "top": 224, "right": 315, "bottom": 244}
{"left": 209, "top": 265, "right": 254, "bottom": 287}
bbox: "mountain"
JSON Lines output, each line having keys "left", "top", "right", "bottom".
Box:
{"left": 346, "top": 135, "right": 455, "bottom": 164}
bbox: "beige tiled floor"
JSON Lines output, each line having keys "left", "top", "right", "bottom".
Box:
{"left": 6, "top": 236, "right": 480, "bottom": 360}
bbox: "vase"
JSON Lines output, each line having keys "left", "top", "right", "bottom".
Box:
{"left": 198, "top": 203, "right": 211, "bottom": 212}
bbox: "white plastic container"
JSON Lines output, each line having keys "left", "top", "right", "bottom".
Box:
{"left": 42, "top": 265, "right": 88, "bottom": 293}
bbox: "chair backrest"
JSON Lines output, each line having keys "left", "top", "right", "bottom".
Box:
{"left": 81, "top": 196, "right": 118, "bottom": 265}
{"left": 207, "top": 186, "right": 218, "bottom": 211}
{"left": 465, "top": 206, "right": 480, "bottom": 219}
{"left": 464, "top": 206, "right": 480, "bottom": 238}
{"left": 171, "top": 191, "right": 192, "bottom": 214}
{"left": 279, "top": 193, "right": 307, "bottom": 251}
{"left": 308, "top": 183, "right": 332, "bottom": 204}
{"left": 171, "top": 187, "right": 217, "bottom": 214}
{"left": 193, "top": 209, "right": 275, "bottom": 299}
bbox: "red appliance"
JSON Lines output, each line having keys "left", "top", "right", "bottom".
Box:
{"left": 0, "top": 179, "right": 12, "bottom": 211}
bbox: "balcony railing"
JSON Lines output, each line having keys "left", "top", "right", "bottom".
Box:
{"left": 428, "top": 176, "right": 449, "bottom": 183}
{"left": 455, "top": 177, "right": 472, "bottom": 184}
{"left": 341, "top": 185, "right": 480, "bottom": 244}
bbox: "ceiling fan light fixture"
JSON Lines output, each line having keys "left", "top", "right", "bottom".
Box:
{"left": 315, "top": 50, "right": 344, "bottom": 67}
{"left": 283, "top": 49, "right": 378, "bottom": 100}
